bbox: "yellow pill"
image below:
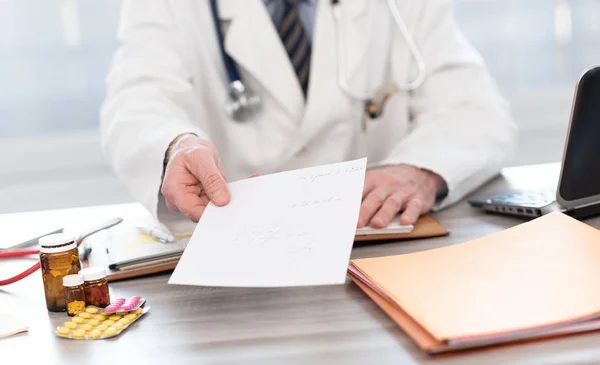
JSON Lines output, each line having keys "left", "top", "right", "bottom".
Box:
{"left": 72, "top": 317, "right": 85, "bottom": 324}
{"left": 96, "top": 324, "right": 107, "bottom": 331}
{"left": 109, "top": 315, "right": 121, "bottom": 321}
{"left": 81, "top": 324, "right": 93, "bottom": 331}
{"left": 64, "top": 321, "right": 77, "bottom": 329}
{"left": 78, "top": 312, "right": 92, "bottom": 319}
{"left": 57, "top": 327, "right": 70, "bottom": 335}
{"left": 112, "top": 322, "right": 123, "bottom": 330}
{"left": 88, "top": 329, "right": 102, "bottom": 339}
{"left": 103, "top": 320, "right": 115, "bottom": 326}
{"left": 94, "top": 315, "right": 106, "bottom": 321}
{"left": 72, "top": 329, "right": 86, "bottom": 338}
{"left": 124, "top": 313, "right": 137, "bottom": 320}
{"left": 134, "top": 308, "right": 143, "bottom": 314}
{"left": 105, "top": 327, "right": 117, "bottom": 337}
{"left": 86, "top": 307, "right": 99, "bottom": 314}
{"left": 87, "top": 319, "right": 100, "bottom": 326}
{"left": 118, "top": 318, "right": 130, "bottom": 325}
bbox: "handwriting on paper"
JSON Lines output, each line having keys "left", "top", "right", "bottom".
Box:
{"left": 297, "top": 163, "right": 366, "bottom": 184}
{"left": 230, "top": 223, "right": 315, "bottom": 266}
{"left": 288, "top": 196, "right": 342, "bottom": 208}
{"left": 231, "top": 222, "right": 315, "bottom": 247}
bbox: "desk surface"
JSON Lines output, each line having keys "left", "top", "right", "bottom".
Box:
{"left": 3, "top": 163, "right": 599, "bottom": 365}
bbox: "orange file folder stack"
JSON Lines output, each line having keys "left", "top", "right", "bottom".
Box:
{"left": 348, "top": 212, "right": 600, "bottom": 354}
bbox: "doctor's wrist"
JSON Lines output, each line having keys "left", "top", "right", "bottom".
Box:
{"left": 164, "top": 133, "right": 202, "bottom": 168}
{"left": 418, "top": 167, "right": 447, "bottom": 203}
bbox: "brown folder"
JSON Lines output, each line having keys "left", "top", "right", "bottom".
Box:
{"left": 353, "top": 214, "right": 448, "bottom": 242}
{"left": 349, "top": 212, "right": 600, "bottom": 353}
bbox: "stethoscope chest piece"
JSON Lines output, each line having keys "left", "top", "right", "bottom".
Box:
{"left": 224, "top": 80, "right": 261, "bottom": 122}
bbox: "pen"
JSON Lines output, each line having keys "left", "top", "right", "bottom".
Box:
{"left": 134, "top": 225, "right": 175, "bottom": 243}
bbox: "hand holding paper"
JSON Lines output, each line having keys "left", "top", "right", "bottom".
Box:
{"left": 169, "top": 159, "right": 367, "bottom": 287}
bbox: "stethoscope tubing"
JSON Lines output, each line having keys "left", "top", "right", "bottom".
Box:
{"left": 332, "top": 0, "right": 426, "bottom": 102}
{"left": 210, "top": 0, "right": 242, "bottom": 84}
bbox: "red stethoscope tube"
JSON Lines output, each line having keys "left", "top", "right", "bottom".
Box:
{"left": 0, "top": 217, "right": 123, "bottom": 287}
{"left": 0, "top": 249, "right": 41, "bottom": 286}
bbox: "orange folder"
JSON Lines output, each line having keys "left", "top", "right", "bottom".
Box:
{"left": 349, "top": 212, "right": 600, "bottom": 354}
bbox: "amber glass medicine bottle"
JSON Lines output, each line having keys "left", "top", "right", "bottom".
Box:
{"left": 63, "top": 274, "right": 86, "bottom": 316}
{"left": 39, "top": 234, "right": 82, "bottom": 312}
{"left": 80, "top": 267, "right": 111, "bottom": 308}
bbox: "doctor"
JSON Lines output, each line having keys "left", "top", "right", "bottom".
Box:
{"left": 101, "top": 0, "right": 516, "bottom": 230}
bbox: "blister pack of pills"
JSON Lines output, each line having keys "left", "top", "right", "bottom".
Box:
{"left": 55, "top": 304, "right": 149, "bottom": 340}
{"left": 103, "top": 296, "right": 145, "bottom": 314}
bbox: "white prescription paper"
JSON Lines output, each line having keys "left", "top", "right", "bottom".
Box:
{"left": 169, "top": 158, "right": 367, "bottom": 287}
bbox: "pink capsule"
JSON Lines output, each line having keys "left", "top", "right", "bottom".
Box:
{"left": 121, "top": 305, "right": 134, "bottom": 311}
{"left": 115, "top": 298, "right": 126, "bottom": 304}
{"left": 104, "top": 306, "right": 118, "bottom": 313}
{"left": 124, "top": 298, "right": 138, "bottom": 306}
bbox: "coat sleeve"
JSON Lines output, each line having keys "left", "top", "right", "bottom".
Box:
{"left": 100, "top": 0, "right": 209, "bottom": 221}
{"left": 375, "top": 0, "right": 517, "bottom": 209}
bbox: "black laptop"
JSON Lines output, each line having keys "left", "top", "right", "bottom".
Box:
{"left": 469, "top": 66, "right": 600, "bottom": 220}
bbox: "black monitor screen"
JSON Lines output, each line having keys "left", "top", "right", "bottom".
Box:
{"left": 559, "top": 68, "right": 600, "bottom": 202}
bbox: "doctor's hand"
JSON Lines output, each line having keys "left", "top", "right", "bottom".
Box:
{"left": 357, "top": 165, "right": 446, "bottom": 228}
{"left": 161, "top": 134, "right": 230, "bottom": 222}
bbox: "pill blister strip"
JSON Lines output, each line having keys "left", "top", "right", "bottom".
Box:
{"left": 55, "top": 305, "right": 150, "bottom": 340}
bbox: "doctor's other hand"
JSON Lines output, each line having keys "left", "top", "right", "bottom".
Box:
{"left": 358, "top": 165, "right": 446, "bottom": 228}
{"left": 161, "top": 134, "right": 229, "bottom": 222}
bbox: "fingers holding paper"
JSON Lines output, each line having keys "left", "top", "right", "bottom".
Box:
{"left": 357, "top": 164, "right": 445, "bottom": 228}
{"left": 161, "top": 134, "right": 230, "bottom": 222}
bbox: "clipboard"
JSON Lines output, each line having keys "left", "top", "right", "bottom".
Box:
{"left": 84, "top": 216, "right": 191, "bottom": 282}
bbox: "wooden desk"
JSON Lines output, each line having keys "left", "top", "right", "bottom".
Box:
{"left": 3, "top": 163, "right": 600, "bottom": 365}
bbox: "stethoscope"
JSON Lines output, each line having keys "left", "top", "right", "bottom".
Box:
{"left": 209, "top": 0, "right": 426, "bottom": 122}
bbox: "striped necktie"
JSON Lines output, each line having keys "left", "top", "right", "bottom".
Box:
{"left": 278, "top": 0, "right": 311, "bottom": 97}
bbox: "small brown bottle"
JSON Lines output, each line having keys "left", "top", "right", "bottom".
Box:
{"left": 39, "top": 234, "right": 82, "bottom": 312}
{"left": 80, "top": 267, "right": 111, "bottom": 308}
{"left": 63, "top": 274, "right": 86, "bottom": 316}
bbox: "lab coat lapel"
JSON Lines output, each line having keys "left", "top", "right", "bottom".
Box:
{"left": 218, "top": 0, "right": 304, "bottom": 123}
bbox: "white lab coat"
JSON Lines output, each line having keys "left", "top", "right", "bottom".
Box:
{"left": 101, "top": 0, "right": 516, "bottom": 228}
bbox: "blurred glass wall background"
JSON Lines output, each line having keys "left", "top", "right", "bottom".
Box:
{"left": 0, "top": 0, "right": 121, "bottom": 138}
{"left": 0, "top": 0, "right": 598, "bottom": 212}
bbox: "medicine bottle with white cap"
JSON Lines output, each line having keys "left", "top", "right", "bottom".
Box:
{"left": 79, "top": 267, "right": 111, "bottom": 308}
{"left": 39, "top": 234, "right": 82, "bottom": 312}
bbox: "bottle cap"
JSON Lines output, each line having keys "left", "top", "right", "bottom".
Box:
{"left": 39, "top": 233, "right": 77, "bottom": 253}
{"left": 79, "top": 267, "right": 107, "bottom": 281}
{"left": 63, "top": 274, "right": 84, "bottom": 287}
